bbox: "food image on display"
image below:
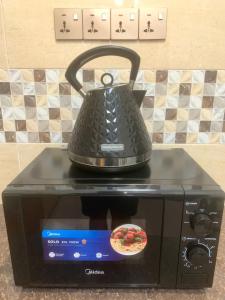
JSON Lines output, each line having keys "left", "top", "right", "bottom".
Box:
{"left": 110, "top": 224, "right": 147, "bottom": 256}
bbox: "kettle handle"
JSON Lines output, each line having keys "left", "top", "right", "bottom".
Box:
{"left": 65, "top": 45, "right": 140, "bottom": 97}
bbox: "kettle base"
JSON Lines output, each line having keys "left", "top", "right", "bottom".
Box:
{"left": 68, "top": 150, "right": 151, "bottom": 174}
{"left": 70, "top": 159, "right": 150, "bottom": 174}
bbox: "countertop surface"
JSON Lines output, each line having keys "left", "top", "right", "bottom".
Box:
{"left": 0, "top": 144, "right": 225, "bottom": 300}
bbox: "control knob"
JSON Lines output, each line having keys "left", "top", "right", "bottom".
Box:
{"left": 190, "top": 213, "right": 212, "bottom": 236}
{"left": 186, "top": 244, "right": 209, "bottom": 266}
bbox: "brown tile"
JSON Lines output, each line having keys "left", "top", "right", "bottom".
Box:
{"left": 165, "top": 109, "right": 177, "bottom": 120}
{"left": 175, "top": 133, "right": 187, "bottom": 143}
{"left": 199, "top": 121, "right": 211, "bottom": 132}
{"left": 202, "top": 96, "right": 214, "bottom": 108}
{"left": 83, "top": 70, "right": 94, "bottom": 82}
{"left": 15, "top": 120, "right": 26, "bottom": 131}
{"left": 143, "top": 96, "right": 154, "bottom": 108}
{"left": 62, "top": 132, "right": 72, "bottom": 143}
{"left": 28, "top": 132, "right": 39, "bottom": 143}
{"left": 59, "top": 83, "right": 71, "bottom": 95}
{"left": 152, "top": 133, "right": 163, "bottom": 143}
{"left": 179, "top": 83, "right": 191, "bottom": 95}
{"left": 34, "top": 69, "right": 46, "bottom": 82}
{"left": 49, "top": 108, "right": 60, "bottom": 119}
{"left": 0, "top": 82, "right": 11, "bottom": 94}
{"left": 5, "top": 131, "right": 16, "bottom": 142}
{"left": 39, "top": 132, "right": 50, "bottom": 143}
{"left": 204, "top": 70, "right": 217, "bottom": 83}
{"left": 0, "top": 120, "right": 3, "bottom": 130}
{"left": 156, "top": 70, "right": 168, "bottom": 83}
{"left": 24, "top": 95, "right": 36, "bottom": 107}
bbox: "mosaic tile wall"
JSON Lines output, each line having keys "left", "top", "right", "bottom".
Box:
{"left": 0, "top": 68, "right": 225, "bottom": 144}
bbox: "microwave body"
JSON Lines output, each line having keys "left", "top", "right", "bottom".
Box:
{"left": 3, "top": 185, "right": 224, "bottom": 289}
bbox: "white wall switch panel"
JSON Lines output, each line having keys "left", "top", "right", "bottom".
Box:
{"left": 111, "top": 8, "right": 138, "bottom": 40}
{"left": 54, "top": 8, "right": 83, "bottom": 40}
{"left": 139, "top": 8, "right": 167, "bottom": 40}
{"left": 83, "top": 9, "right": 110, "bottom": 40}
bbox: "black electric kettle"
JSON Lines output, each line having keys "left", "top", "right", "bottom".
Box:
{"left": 65, "top": 45, "right": 152, "bottom": 173}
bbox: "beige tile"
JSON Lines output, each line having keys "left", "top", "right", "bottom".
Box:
{"left": 217, "top": 70, "right": 225, "bottom": 83}
{"left": 0, "top": 144, "right": 19, "bottom": 194}
{"left": 0, "top": 69, "right": 8, "bottom": 81}
{"left": 177, "top": 108, "right": 189, "bottom": 121}
{"left": 49, "top": 120, "right": 61, "bottom": 131}
{"left": 180, "top": 70, "right": 192, "bottom": 83}
{"left": 11, "top": 95, "right": 24, "bottom": 106}
{"left": 17, "top": 143, "right": 60, "bottom": 170}
{"left": 167, "top": 83, "right": 179, "bottom": 95}
{"left": 26, "top": 119, "right": 38, "bottom": 132}
{"left": 143, "top": 70, "right": 155, "bottom": 83}
{"left": 3, "top": 120, "right": 15, "bottom": 131}
{"left": 2, "top": 1, "right": 225, "bottom": 69}
{"left": 60, "top": 108, "right": 72, "bottom": 120}
{"left": 118, "top": 69, "right": 130, "bottom": 83}
{"left": 0, "top": 2, "right": 7, "bottom": 69}
{"left": 21, "top": 69, "right": 34, "bottom": 81}
{"left": 154, "top": 96, "right": 166, "bottom": 107}
{"left": 164, "top": 120, "right": 176, "bottom": 132}
{"left": 36, "top": 95, "right": 47, "bottom": 107}
{"left": 186, "top": 133, "right": 198, "bottom": 143}
{"left": 47, "top": 83, "right": 59, "bottom": 95}
{"left": 59, "top": 69, "right": 66, "bottom": 82}
{"left": 200, "top": 108, "right": 213, "bottom": 120}
{"left": 191, "top": 83, "right": 204, "bottom": 96}
{"left": 208, "top": 132, "right": 220, "bottom": 144}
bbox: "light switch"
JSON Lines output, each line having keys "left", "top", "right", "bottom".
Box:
{"left": 54, "top": 8, "right": 83, "bottom": 40}
{"left": 139, "top": 8, "right": 167, "bottom": 40}
{"left": 101, "top": 13, "right": 107, "bottom": 21}
{"left": 83, "top": 9, "right": 110, "bottom": 40}
{"left": 129, "top": 13, "right": 135, "bottom": 21}
{"left": 73, "top": 14, "right": 79, "bottom": 21}
{"left": 158, "top": 12, "right": 164, "bottom": 20}
{"left": 111, "top": 8, "right": 138, "bottom": 40}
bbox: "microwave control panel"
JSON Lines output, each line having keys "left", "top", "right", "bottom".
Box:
{"left": 177, "top": 189, "right": 224, "bottom": 288}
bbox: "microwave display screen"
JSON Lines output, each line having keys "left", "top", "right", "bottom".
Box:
{"left": 42, "top": 219, "right": 148, "bottom": 262}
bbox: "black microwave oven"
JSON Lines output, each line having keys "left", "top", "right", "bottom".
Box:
{"left": 2, "top": 148, "right": 224, "bottom": 289}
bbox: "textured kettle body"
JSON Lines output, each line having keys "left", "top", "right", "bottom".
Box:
{"left": 68, "top": 85, "right": 151, "bottom": 159}
{"left": 66, "top": 45, "right": 152, "bottom": 172}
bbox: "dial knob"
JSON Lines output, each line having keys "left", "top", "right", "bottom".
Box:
{"left": 186, "top": 244, "right": 209, "bottom": 266}
{"left": 190, "top": 213, "right": 212, "bottom": 236}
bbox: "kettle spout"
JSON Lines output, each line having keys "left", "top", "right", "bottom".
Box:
{"left": 133, "top": 90, "right": 147, "bottom": 108}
